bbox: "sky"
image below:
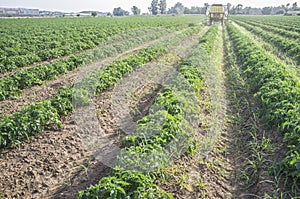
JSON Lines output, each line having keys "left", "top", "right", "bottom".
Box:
{"left": 0, "top": 0, "right": 298, "bottom": 13}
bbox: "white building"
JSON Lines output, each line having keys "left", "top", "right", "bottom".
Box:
{"left": 0, "top": 7, "right": 39, "bottom": 16}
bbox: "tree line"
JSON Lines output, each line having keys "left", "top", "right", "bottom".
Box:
{"left": 112, "top": 1, "right": 299, "bottom": 16}
{"left": 228, "top": 2, "right": 298, "bottom": 15}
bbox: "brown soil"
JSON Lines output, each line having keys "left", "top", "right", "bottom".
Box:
{"left": 0, "top": 72, "right": 74, "bottom": 116}
{"left": 0, "top": 28, "right": 185, "bottom": 117}
{"left": 129, "top": 84, "right": 163, "bottom": 122}
{"left": 50, "top": 47, "right": 191, "bottom": 198}
{"left": 52, "top": 83, "right": 163, "bottom": 199}
{"left": 225, "top": 23, "right": 293, "bottom": 198}
{"left": 50, "top": 88, "right": 119, "bottom": 199}
{"left": 0, "top": 28, "right": 202, "bottom": 199}
{"left": 157, "top": 24, "right": 292, "bottom": 199}
{"left": 2, "top": 23, "right": 287, "bottom": 199}
{"left": 0, "top": 28, "right": 170, "bottom": 79}
{"left": 0, "top": 114, "right": 87, "bottom": 198}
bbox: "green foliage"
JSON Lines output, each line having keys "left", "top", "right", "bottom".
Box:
{"left": 0, "top": 46, "right": 167, "bottom": 149}
{"left": 227, "top": 23, "right": 300, "bottom": 183}
{"left": 78, "top": 25, "right": 218, "bottom": 199}
{"left": 0, "top": 25, "right": 201, "bottom": 149}
{"left": 159, "top": 0, "right": 167, "bottom": 14}
{"left": 235, "top": 18, "right": 299, "bottom": 40}
{"left": 0, "top": 29, "right": 167, "bottom": 101}
{"left": 131, "top": 6, "right": 141, "bottom": 15}
{"left": 199, "top": 24, "right": 219, "bottom": 53}
{"left": 150, "top": 0, "right": 159, "bottom": 15}
{"left": 231, "top": 16, "right": 300, "bottom": 33}
{"left": 113, "top": 7, "right": 129, "bottom": 16}
{"left": 0, "top": 16, "right": 204, "bottom": 73}
{"left": 168, "top": 2, "right": 185, "bottom": 15}
{"left": 51, "top": 86, "right": 73, "bottom": 115}
{"left": 78, "top": 169, "right": 172, "bottom": 199}
{"left": 232, "top": 19, "right": 300, "bottom": 64}
{"left": 0, "top": 100, "right": 61, "bottom": 148}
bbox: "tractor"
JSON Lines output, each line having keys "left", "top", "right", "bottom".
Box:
{"left": 206, "top": 4, "right": 228, "bottom": 25}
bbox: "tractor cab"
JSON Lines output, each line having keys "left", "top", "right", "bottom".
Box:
{"left": 206, "top": 4, "right": 228, "bottom": 25}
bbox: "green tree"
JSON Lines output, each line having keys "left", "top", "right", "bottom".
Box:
{"left": 286, "top": 3, "right": 290, "bottom": 11}
{"left": 262, "top": 6, "right": 272, "bottom": 15}
{"left": 292, "top": 2, "right": 298, "bottom": 10}
{"left": 150, "top": 0, "right": 159, "bottom": 15}
{"left": 275, "top": 9, "right": 285, "bottom": 14}
{"left": 159, "top": 0, "right": 167, "bottom": 14}
{"left": 237, "top": 4, "right": 243, "bottom": 14}
{"left": 91, "top": 12, "right": 97, "bottom": 17}
{"left": 175, "top": 2, "right": 185, "bottom": 14}
{"left": 168, "top": 2, "right": 185, "bottom": 15}
{"left": 227, "top": 3, "right": 232, "bottom": 15}
{"left": 131, "top": 6, "right": 141, "bottom": 15}
{"left": 204, "top": 3, "right": 209, "bottom": 15}
{"left": 185, "top": 6, "right": 203, "bottom": 14}
{"left": 113, "top": 7, "right": 129, "bottom": 16}
{"left": 184, "top": 7, "right": 191, "bottom": 14}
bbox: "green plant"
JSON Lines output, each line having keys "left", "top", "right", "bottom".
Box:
{"left": 227, "top": 22, "right": 300, "bottom": 188}
{"left": 77, "top": 24, "right": 219, "bottom": 199}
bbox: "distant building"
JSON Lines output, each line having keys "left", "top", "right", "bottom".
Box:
{"left": 0, "top": 7, "right": 39, "bottom": 16}
{"left": 285, "top": 10, "right": 300, "bottom": 15}
{"left": 79, "top": 11, "right": 109, "bottom": 16}
{"left": 21, "top": 8, "right": 39, "bottom": 15}
{"left": 0, "top": 7, "right": 109, "bottom": 17}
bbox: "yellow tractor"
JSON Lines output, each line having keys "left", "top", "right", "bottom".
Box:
{"left": 206, "top": 4, "right": 228, "bottom": 25}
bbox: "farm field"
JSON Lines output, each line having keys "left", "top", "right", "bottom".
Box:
{"left": 0, "top": 15, "right": 299, "bottom": 199}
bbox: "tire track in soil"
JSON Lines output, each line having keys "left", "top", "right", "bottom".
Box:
{"left": 196, "top": 24, "right": 234, "bottom": 199}
{"left": 225, "top": 23, "right": 292, "bottom": 198}
{"left": 167, "top": 23, "right": 291, "bottom": 199}
{"left": 0, "top": 28, "right": 186, "bottom": 117}
{"left": 0, "top": 28, "right": 205, "bottom": 199}
{"left": 157, "top": 25, "right": 236, "bottom": 199}
{"left": 51, "top": 28, "right": 206, "bottom": 199}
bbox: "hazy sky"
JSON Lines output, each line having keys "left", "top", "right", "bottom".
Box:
{"left": 1, "top": 0, "right": 298, "bottom": 13}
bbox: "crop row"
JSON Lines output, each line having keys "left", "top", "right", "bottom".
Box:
{"left": 77, "top": 24, "right": 219, "bottom": 199}
{"left": 0, "top": 27, "right": 175, "bottom": 101}
{"left": 0, "top": 48, "right": 165, "bottom": 148}
{"left": 0, "top": 16, "right": 203, "bottom": 72}
{"left": 226, "top": 23, "right": 300, "bottom": 183}
{"left": 0, "top": 26, "right": 201, "bottom": 149}
{"left": 231, "top": 16, "right": 300, "bottom": 33}
{"left": 233, "top": 20, "right": 300, "bottom": 65}
{"left": 234, "top": 18, "right": 299, "bottom": 40}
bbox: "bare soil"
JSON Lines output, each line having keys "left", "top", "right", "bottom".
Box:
{"left": 0, "top": 29, "right": 202, "bottom": 199}
{"left": 0, "top": 28, "right": 169, "bottom": 79}
{"left": 0, "top": 28, "right": 183, "bottom": 117}
{"left": 0, "top": 23, "right": 291, "bottom": 199}
{"left": 157, "top": 24, "right": 291, "bottom": 199}
{"left": 0, "top": 114, "right": 87, "bottom": 198}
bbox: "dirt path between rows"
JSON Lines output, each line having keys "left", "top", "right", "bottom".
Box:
{"left": 157, "top": 24, "right": 237, "bottom": 199}
{"left": 225, "top": 22, "right": 293, "bottom": 198}
{"left": 0, "top": 28, "right": 171, "bottom": 79}
{"left": 159, "top": 23, "right": 292, "bottom": 199}
{"left": 0, "top": 27, "right": 206, "bottom": 199}
{"left": 230, "top": 21, "right": 300, "bottom": 78}
{"left": 0, "top": 28, "right": 186, "bottom": 117}
{"left": 51, "top": 27, "right": 206, "bottom": 199}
